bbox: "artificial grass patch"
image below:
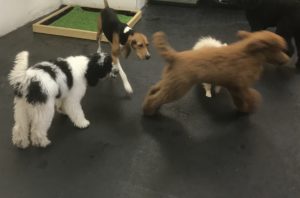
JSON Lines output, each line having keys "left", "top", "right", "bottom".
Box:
{"left": 50, "top": 6, "right": 133, "bottom": 32}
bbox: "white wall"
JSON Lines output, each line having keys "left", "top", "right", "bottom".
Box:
{"left": 0, "top": 0, "right": 61, "bottom": 37}
{"left": 62, "top": 0, "right": 147, "bottom": 11}
{"left": 0, "top": 0, "right": 146, "bottom": 37}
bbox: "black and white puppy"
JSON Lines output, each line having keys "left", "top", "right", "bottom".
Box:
{"left": 233, "top": 0, "right": 300, "bottom": 67}
{"left": 8, "top": 51, "right": 112, "bottom": 149}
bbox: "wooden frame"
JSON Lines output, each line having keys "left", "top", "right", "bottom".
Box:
{"left": 32, "top": 5, "right": 142, "bottom": 42}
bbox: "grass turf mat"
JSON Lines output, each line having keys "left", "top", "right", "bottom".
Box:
{"left": 50, "top": 6, "right": 133, "bottom": 32}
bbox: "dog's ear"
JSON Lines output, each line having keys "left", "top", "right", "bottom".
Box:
{"left": 237, "top": 31, "right": 252, "bottom": 39}
{"left": 131, "top": 39, "right": 137, "bottom": 48}
{"left": 123, "top": 43, "right": 131, "bottom": 58}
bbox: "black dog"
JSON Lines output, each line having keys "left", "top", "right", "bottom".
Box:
{"left": 233, "top": 0, "right": 300, "bottom": 67}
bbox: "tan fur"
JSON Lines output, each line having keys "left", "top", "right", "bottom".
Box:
{"left": 142, "top": 31, "right": 290, "bottom": 116}
{"left": 97, "top": 15, "right": 150, "bottom": 61}
{"left": 128, "top": 32, "right": 150, "bottom": 60}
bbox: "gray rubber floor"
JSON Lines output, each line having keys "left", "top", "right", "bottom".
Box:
{"left": 0, "top": 3, "right": 300, "bottom": 198}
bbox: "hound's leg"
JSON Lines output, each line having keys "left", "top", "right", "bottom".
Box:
{"left": 111, "top": 33, "right": 121, "bottom": 77}
{"left": 203, "top": 83, "right": 212, "bottom": 98}
{"left": 97, "top": 15, "right": 103, "bottom": 53}
{"left": 111, "top": 33, "right": 133, "bottom": 95}
{"left": 117, "top": 60, "right": 133, "bottom": 95}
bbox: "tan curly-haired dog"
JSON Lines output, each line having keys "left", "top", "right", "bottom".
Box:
{"left": 143, "top": 30, "right": 290, "bottom": 116}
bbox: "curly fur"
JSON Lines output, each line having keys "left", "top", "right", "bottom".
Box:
{"left": 8, "top": 51, "right": 112, "bottom": 148}
{"left": 193, "top": 37, "right": 227, "bottom": 98}
{"left": 142, "top": 31, "right": 290, "bottom": 116}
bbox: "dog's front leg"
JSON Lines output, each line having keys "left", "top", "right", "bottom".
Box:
{"left": 111, "top": 33, "right": 121, "bottom": 77}
{"left": 97, "top": 15, "right": 103, "bottom": 53}
{"left": 202, "top": 83, "right": 212, "bottom": 98}
{"left": 111, "top": 33, "right": 133, "bottom": 95}
{"left": 63, "top": 97, "right": 90, "bottom": 129}
{"left": 117, "top": 59, "right": 133, "bottom": 96}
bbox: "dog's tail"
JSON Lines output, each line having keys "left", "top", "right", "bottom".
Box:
{"left": 153, "top": 32, "right": 177, "bottom": 63}
{"left": 8, "top": 51, "right": 29, "bottom": 87}
{"left": 104, "top": 0, "right": 109, "bottom": 8}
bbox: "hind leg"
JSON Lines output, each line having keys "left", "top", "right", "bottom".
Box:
{"left": 96, "top": 15, "right": 103, "bottom": 53}
{"left": 228, "top": 87, "right": 262, "bottom": 113}
{"left": 30, "top": 99, "right": 55, "bottom": 148}
{"left": 143, "top": 80, "right": 193, "bottom": 116}
{"left": 12, "top": 98, "right": 30, "bottom": 149}
{"left": 203, "top": 83, "right": 212, "bottom": 98}
{"left": 215, "top": 85, "right": 222, "bottom": 94}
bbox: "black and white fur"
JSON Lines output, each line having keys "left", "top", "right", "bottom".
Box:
{"left": 193, "top": 36, "right": 227, "bottom": 97}
{"left": 8, "top": 51, "right": 112, "bottom": 148}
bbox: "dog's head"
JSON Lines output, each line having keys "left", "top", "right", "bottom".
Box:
{"left": 85, "top": 53, "right": 113, "bottom": 86}
{"left": 126, "top": 32, "right": 151, "bottom": 60}
{"left": 238, "top": 30, "right": 290, "bottom": 65}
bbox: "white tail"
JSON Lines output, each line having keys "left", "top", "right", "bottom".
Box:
{"left": 8, "top": 51, "right": 29, "bottom": 87}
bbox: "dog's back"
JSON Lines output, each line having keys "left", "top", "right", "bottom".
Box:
{"left": 101, "top": 0, "right": 128, "bottom": 43}
{"left": 153, "top": 31, "right": 289, "bottom": 84}
{"left": 9, "top": 52, "right": 67, "bottom": 104}
{"left": 9, "top": 52, "right": 113, "bottom": 105}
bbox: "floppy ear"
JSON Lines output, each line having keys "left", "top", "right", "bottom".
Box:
{"left": 131, "top": 39, "right": 137, "bottom": 48}
{"left": 237, "top": 31, "right": 252, "bottom": 39}
{"left": 123, "top": 43, "right": 131, "bottom": 58}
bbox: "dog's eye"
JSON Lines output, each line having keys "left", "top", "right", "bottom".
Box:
{"left": 138, "top": 44, "right": 143, "bottom": 48}
{"left": 146, "top": 43, "right": 149, "bottom": 47}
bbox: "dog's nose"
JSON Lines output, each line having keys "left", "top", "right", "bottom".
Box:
{"left": 145, "top": 54, "right": 151, "bottom": 60}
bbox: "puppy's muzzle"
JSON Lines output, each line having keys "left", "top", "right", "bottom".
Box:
{"left": 145, "top": 54, "right": 151, "bottom": 60}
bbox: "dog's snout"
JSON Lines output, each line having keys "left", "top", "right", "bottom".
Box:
{"left": 145, "top": 54, "right": 151, "bottom": 60}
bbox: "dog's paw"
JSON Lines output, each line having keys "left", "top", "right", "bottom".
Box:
{"left": 12, "top": 126, "right": 30, "bottom": 149}
{"left": 125, "top": 83, "right": 133, "bottom": 96}
{"left": 109, "top": 72, "right": 118, "bottom": 78}
{"left": 12, "top": 136, "right": 30, "bottom": 149}
{"left": 74, "top": 119, "right": 90, "bottom": 129}
{"left": 31, "top": 136, "right": 51, "bottom": 148}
